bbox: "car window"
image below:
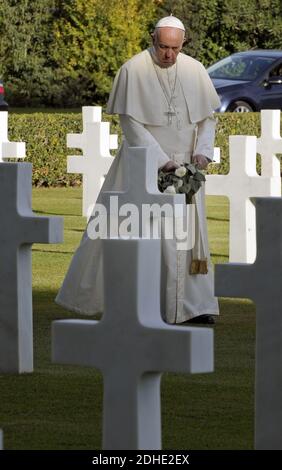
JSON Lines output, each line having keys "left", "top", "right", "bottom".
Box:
{"left": 269, "top": 63, "right": 282, "bottom": 77}
{"left": 208, "top": 56, "right": 277, "bottom": 80}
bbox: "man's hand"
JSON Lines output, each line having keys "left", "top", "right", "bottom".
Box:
{"left": 192, "top": 154, "right": 210, "bottom": 170}
{"left": 161, "top": 160, "right": 180, "bottom": 172}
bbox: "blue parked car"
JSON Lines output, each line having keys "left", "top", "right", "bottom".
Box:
{"left": 207, "top": 50, "right": 282, "bottom": 112}
{"left": 0, "top": 79, "right": 8, "bottom": 110}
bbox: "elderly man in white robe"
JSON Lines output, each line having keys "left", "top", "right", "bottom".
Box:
{"left": 55, "top": 16, "right": 220, "bottom": 325}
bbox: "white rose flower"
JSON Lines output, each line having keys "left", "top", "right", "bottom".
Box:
{"left": 177, "top": 179, "right": 183, "bottom": 188}
{"left": 164, "top": 185, "right": 176, "bottom": 194}
{"left": 175, "top": 166, "right": 187, "bottom": 177}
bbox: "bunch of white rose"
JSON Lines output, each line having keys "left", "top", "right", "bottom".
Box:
{"left": 158, "top": 163, "right": 205, "bottom": 204}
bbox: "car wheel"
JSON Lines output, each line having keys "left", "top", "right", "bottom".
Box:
{"left": 228, "top": 100, "right": 254, "bottom": 112}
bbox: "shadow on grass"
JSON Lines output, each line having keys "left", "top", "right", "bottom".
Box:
{"left": 207, "top": 216, "right": 229, "bottom": 222}
{"left": 41, "top": 292, "right": 255, "bottom": 450}
{"left": 0, "top": 288, "right": 103, "bottom": 450}
{"left": 70, "top": 228, "right": 85, "bottom": 233}
{"left": 211, "top": 253, "right": 229, "bottom": 259}
{"left": 33, "top": 210, "right": 83, "bottom": 217}
{"left": 162, "top": 297, "right": 255, "bottom": 450}
{"left": 32, "top": 249, "right": 74, "bottom": 255}
{"left": 0, "top": 290, "right": 255, "bottom": 450}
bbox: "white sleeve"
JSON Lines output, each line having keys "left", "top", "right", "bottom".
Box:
{"left": 193, "top": 115, "right": 216, "bottom": 161}
{"left": 119, "top": 114, "right": 170, "bottom": 169}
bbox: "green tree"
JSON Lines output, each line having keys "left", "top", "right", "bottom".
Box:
{"left": 213, "top": 0, "right": 282, "bottom": 57}
{"left": 51, "top": 0, "right": 157, "bottom": 106}
{"left": 0, "top": 0, "right": 157, "bottom": 106}
{"left": 0, "top": 0, "right": 55, "bottom": 105}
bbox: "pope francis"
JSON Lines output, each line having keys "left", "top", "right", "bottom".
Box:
{"left": 56, "top": 16, "right": 220, "bottom": 325}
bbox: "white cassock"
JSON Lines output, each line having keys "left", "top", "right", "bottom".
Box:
{"left": 56, "top": 48, "right": 221, "bottom": 323}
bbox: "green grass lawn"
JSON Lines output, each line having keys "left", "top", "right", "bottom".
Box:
{"left": 0, "top": 189, "right": 255, "bottom": 449}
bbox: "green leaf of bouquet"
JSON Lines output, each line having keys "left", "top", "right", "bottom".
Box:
{"left": 183, "top": 183, "right": 192, "bottom": 193}
{"left": 193, "top": 172, "right": 206, "bottom": 182}
{"left": 186, "top": 163, "right": 197, "bottom": 174}
{"left": 190, "top": 179, "right": 199, "bottom": 192}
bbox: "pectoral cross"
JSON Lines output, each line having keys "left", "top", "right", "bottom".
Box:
{"left": 164, "top": 108, "right": 176, "bottom": 126}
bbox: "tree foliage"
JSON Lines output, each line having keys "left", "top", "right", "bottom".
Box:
{"left": 51, "top": 0, "right": 156, "bottom": 105}
{"left": 0, "top": 0, "right": 156, "bottom": 106}
{"left": 0, "top": 0, "right": 56, "bottom": 105}
{"left": 0, "top": 0, "right": 281, "bottom": 106}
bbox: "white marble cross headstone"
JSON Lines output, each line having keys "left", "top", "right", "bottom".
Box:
{"left": 205, "top": 135, "right": 281, "bottom": 263}
{"left": 67, "top": 106, "right": 117, "bottom": 218}
{"left": 52, "top": 238, "right": 213, "bottom": 450}
{"left": 257, "top": 109, "right": 282, "bottom": 177}
{"left": 215, "top": 197, "right": 282, "bottom": 450}
{"left": 0, "top": 163, "right": 63, "bottom": 373}
{"left": 0, "top": 111, "right": 25, "bottom": 162}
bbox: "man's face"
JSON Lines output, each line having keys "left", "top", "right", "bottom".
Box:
{"left": 153, "top": 27, "right": 185, "bottom": 68}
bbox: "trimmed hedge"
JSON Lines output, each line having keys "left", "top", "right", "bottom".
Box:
{"left": 8, "top": 112, "right": 120, "bottom": 187}
{"left": 8, "top": 112, "right": 281, "bottom": 186}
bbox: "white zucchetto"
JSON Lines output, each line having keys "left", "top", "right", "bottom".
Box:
{"left": 155, "top": 15, "right": 185, "bottom": 32}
